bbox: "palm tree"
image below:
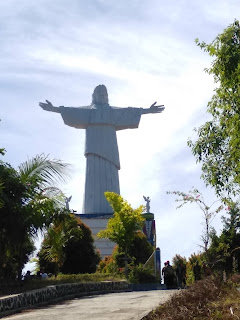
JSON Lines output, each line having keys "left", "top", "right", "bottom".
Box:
{"left": 18, "top": 154, "right": 71, "bottom": 235}
{"left": 39, "top": 226, "right": 66, "bottom": 275}
{"left": 38, "top": 214, "right": 79, "bottom": 275}
{"left": 38, "top": 214, "right": 100, "bottom": 275}
{"left": 0, "top": 154, "right": 70, "bottom": 280}
{"left": 19, "top": 154, "right": 69, "bottom": 188}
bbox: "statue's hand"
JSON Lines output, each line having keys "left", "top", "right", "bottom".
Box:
{"left": 39, "top": 100, "right": 55, "bottom": 111}
{"left": 149, "top": 102, "right": 165, "bottom": 113}
{"left": 39, "top": 100, "right": 61, "bottom": 113}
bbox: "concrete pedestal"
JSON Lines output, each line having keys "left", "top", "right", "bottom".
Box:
{"left": 76, "top": 213, "right": 115, "bottom": 259}
{"left": 142, "top": 212, "right": 156, "bottom": 247}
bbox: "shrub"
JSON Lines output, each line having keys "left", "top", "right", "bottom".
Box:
{"left": 38, "top": 215, "right": 100, "bottom": 275}
{"left": 97, "top": 256, "right": 119, "bottom": 274}
{"left": 0, "top": 273, "right": 123, "bottom": 296}
{"left": 128, "top": 264, "right": 157, "bottom": 284}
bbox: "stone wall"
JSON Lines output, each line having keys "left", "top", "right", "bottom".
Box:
{"left": 0, "top": 281, "right": 129, "bottom": 317}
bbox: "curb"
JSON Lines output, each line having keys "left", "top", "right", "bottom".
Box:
{"left": 0, "top": 281, "right": 129, "bottom": 318}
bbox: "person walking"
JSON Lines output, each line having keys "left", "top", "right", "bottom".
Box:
{"left": 163, "top": 261, "right": 176, "bottom": 289}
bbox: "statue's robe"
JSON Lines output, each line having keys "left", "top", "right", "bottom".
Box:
{"left": 60, "top": 104, "right": 143, "bottom": 214}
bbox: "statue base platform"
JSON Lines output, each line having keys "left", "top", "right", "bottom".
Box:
{"left": 76, "top": 213, "right": 115, "bottom": 259}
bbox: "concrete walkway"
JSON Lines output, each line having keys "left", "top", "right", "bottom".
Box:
{"left": 4, "top": 290, "right": 176, "bottom": 320}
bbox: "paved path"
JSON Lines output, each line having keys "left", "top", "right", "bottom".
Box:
{"left": 5, "top": 290, "right": 176, "bottom": 320}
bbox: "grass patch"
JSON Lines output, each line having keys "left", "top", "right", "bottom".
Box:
{"left": 0, "top": 273, "right": 124, "bottom": 297}
{"left": 143, "top": 276, "right": 240, "bottom": 319}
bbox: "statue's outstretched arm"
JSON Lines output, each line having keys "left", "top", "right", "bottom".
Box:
{"left": 39, "top": 100, "right": 62, "bottom": 113}
{"left": 142, "top": 102, "right": 165, "bottom": 114}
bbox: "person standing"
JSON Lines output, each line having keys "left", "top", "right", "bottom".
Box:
{"left": 24, "top": 270, "right": 31, "bottom": 281}
{"left": 41, "top": 270, "right": 48, "bottom": 279}
{"left": 162, "top": 261, "right": 168, "bottom": 286}
{"left": 193, "top": 261, "right": 201, "bottom": 281}
{"left": 176, "top": 263, "right": 186, "bottom": 289}
{"left": 163, "top": 261, "right": 175, "bottom": 289}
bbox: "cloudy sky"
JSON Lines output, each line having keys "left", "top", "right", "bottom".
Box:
{"left": 1, "top": 0, "right": 238, "bottom": 269}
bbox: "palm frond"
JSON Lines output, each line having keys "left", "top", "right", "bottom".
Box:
{"left": 41, "top": 186, "right": 66, "bottom": 208}
{"left": 18, "top": 154, "right": 71, "bottom": 187}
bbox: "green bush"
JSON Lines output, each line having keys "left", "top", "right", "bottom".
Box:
{"left": 97, "top": 256, "right": 120, "bottom": 274}
{"left": 38, "top": 216, "right": 100, "bottom": 275}
{"left": 0, "top": 273, "right": 123, "bottom": 296}
{"left": 128, "top": 264, "right": 157, "bottom": 284}
{"left": 54, "top": 272, "right": 122, "bottom": 282}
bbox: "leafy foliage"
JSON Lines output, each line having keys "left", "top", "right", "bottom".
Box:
{"left": 97, "top": 192, "right": 145, "bottom": 276}
{"left": 0, "top": 154, "right": 70, "bottom": 280}
{"left": 188, "top": 20, "right": 240, "bottom": 196}
{"left": 98, "top": 232, "right": 154, "bottom": 278}
{"left": 0, "top": 161, "right": 36, "bottom": 280}
{"left": 172, "top": 254, "right": 187, "bottom": 269}
{"left": 19, "top": 154, "right": 70, "bottom": 189}
{"left": 207, "top": 203, "right": 240, "bottom": 274}
{"left": 168, "top": 201, "right": 240, "bottom": 279}
{"left": 114, "top": 231, "right": 154, "bottom": 267}
{"left": 61, "top": 217, "right": 100, "bottom": 274}
{"left": 38, "top": 215, "right": 100, "bottom": 274}
{"left": 97, "top": 255, "right": 119, "bottom": 274}
{"left": 98, "top": 192, "right": 144, "bottom": 251}
{"left": 0, "top": 273, "right": 122, "bottom": 296}
{"left": 128, "top": 264, "right": 157, "bottom": 284}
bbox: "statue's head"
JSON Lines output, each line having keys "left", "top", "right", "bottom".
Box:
{"left": 92, "top": 85, "right": 109, "bottom": 105}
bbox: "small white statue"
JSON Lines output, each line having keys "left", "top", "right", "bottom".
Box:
{"left": 143, "top": 196, "right": 150, "bottom": 213}
{"left": 65, "top": 195, "right": 72, "bottom": 210}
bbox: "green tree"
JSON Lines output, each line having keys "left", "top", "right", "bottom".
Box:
{"left": 188, "top": 20, "right": 240, "bottom": 197}
{"left": 0, "top": 154, "right": 69, "bottom": 280}
{"left": 0, "top": 161, "right": 35, "bottom": 280}
{"left": 38, "top": 223, "right": 67, "bottom": 275}
{"left": 62, "top": 217, "right": 100, "bottom": 274}
{"left": 207, "top": 202, "right": 240, "bottom": 274}
{"left": 38, "top": 214, "right": 100, "bottom": 274}
{"left": 114, "top": 231, "right": 154, "bottom": 267}
{"left": 187, "top": 253, "right": 204, "bottom": 284}
{"left": 97, "top": 192, "right": 145, "bottom": 276}
{"left": 172, "top": 254, "right": 187, "bottom": 269}
{"left": 167, "top": 188, "right": 223, "bottom": 251}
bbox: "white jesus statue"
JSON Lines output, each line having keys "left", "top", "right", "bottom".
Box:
{"left": 39, "top": 85, "right": 164, "bottom": 214}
